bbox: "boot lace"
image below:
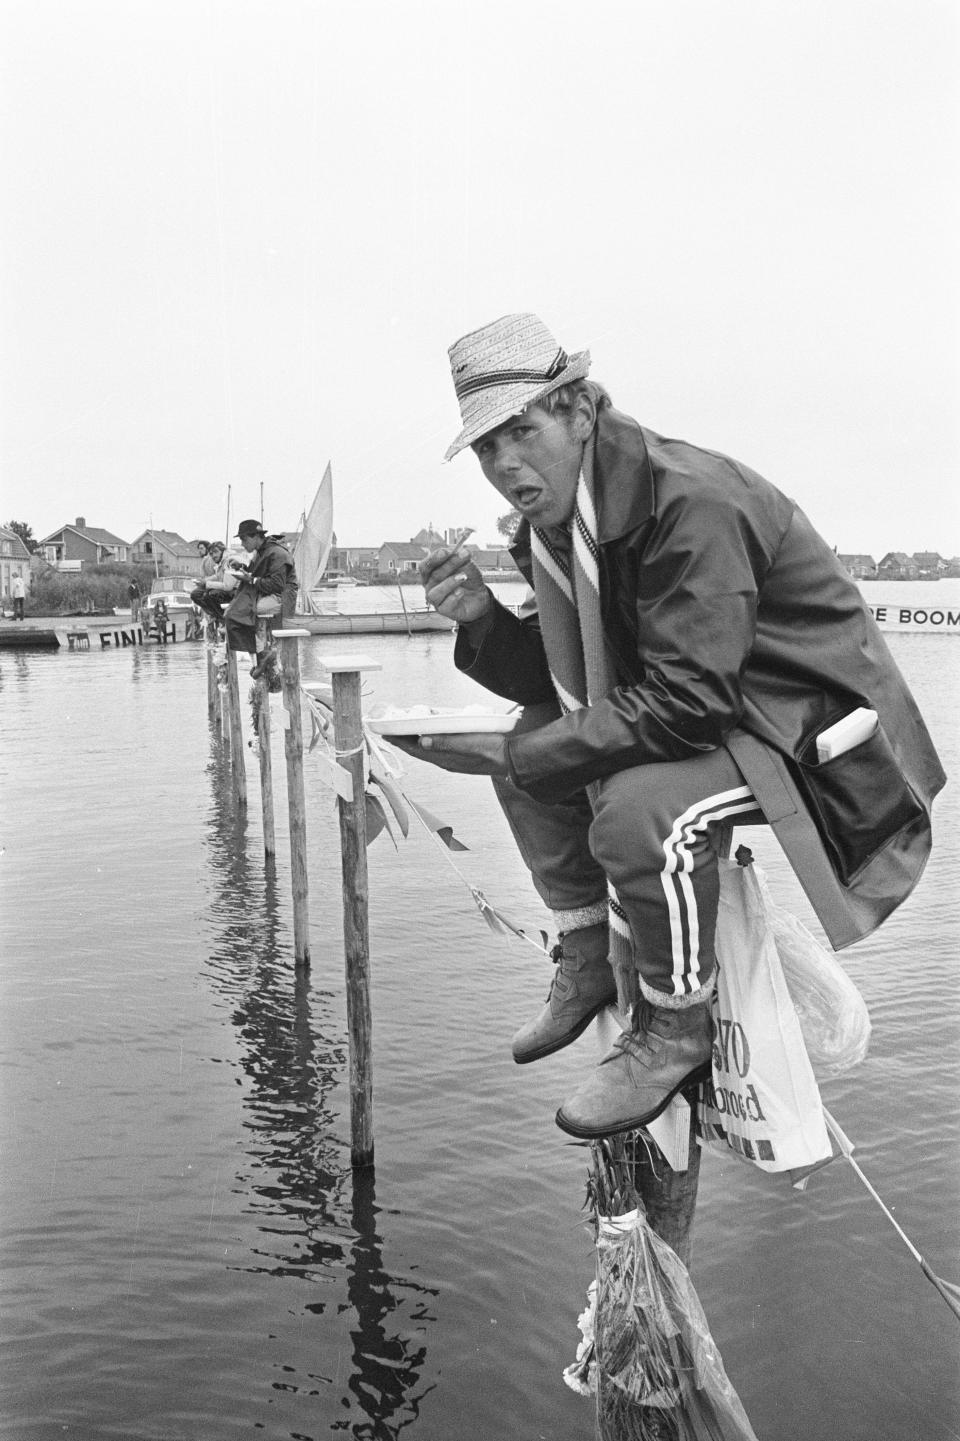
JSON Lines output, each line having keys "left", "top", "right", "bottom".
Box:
{"left": 542, "top": 942, "right": 563, "bottom": 1001}
{"left": 600, "top": 998, "right": 657, "bottom": 1068}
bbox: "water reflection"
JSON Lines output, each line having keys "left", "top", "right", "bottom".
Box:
{"left": 5, "top": 649, "right": 32, "bottom": 685}
{"left": 130, "top": 643, "right": 148, "bottom": 684}
{"left": 202, "top": 739, "right": 437, "bottom": 1437}
{"left": 333, "top": 1168, "right": 438, "bottom": 1437}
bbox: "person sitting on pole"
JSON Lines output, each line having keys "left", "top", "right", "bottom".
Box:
{"left": 220, "top": 519, "right": 298, "bottom": 679}
{"left": 191, "top": 540, "right": 231, "bottom": 640}
{"left": 395, "top": 311, "right": 945, "bottom": 1141}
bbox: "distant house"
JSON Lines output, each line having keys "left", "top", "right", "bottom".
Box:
{"left": 411, "top": 525, "right": 445, "bottom": 547}
{"left": 837, "top": 553, "right": 877, "bottom": 580}
{"left": 378, "top": 541, "right": 428, "bottom": 574}
{"left": 130, "top": 529, "right": 203, "bottom": 577}
{"left": 0, "top": 525, "right": 32, "bottom": 598}
{"left": 877, "top": 551, "right": 920, "bottom": 581}
{"left": 330, "top": 546, "right": 380, "bottom": 580}
{"left": 471, "top": 546, "right": 520, "bottom": 576}
{"left": 39, "top": 517, "right": 130, "bottom": 569}
{"left": 912, "top": 551, "right": 947, "bottom": 579}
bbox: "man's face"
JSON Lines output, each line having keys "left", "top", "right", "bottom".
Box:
{"left": 471, "top": 403, "right": 585, "bottom": 528}
{"left": 240, "top": 533, "right": 260, "bottom": 553}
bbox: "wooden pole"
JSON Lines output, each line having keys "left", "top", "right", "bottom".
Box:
{"left": 206, "top": 647, "right": 217, "bottom": 719}
{"left": 255, "top": 678, "right": 276, "bottom": 858}
{"left": 396, "top": 581, "right": 413, "bottom": 637}
{"left": 632, "top": 1110, "right": 701, "bottom": 1265}
{"left": 213, "top": 636, "right": 225, "bottom": 736}
{"left": 274, "top": 629, "right": 311, "bottom": 967}
{"left": 218, "top": 669, "right": 227, "bottom": 739}
{"left": 225, "top": 651, "right": 247, "bottom": 807}
{"left": 323, "top": 653, "right": 382, "bottom": 1169}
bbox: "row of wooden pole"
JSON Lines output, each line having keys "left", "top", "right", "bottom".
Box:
{"left": 206, "top": 630, "right": 376, "bottom": 1167}
{"left": 205, "top": 632, "right": 696, "bottom": 1248}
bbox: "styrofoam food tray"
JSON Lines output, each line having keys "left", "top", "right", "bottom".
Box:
{"left": 366, "top": 707, "right": 519, "bottom": 736}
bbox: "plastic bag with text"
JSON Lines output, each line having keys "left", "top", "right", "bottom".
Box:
{"left": 756, "top": 868, "right": 871, "bottom": 1080}
{"left": 698, "top": 859, "right": 832, "bottom": 1173}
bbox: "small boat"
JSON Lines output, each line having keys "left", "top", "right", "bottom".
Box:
{"left": 296, "top": 610, "right": 453, "bottom": 636}
{"left": 141, "top": 576, "right": 203, "bottom": 638}
{"left": 314, "top": 572, "right": 361, "bottom": 589}
{"left": 290, "top": 466, "right": 454, "bottom": 635}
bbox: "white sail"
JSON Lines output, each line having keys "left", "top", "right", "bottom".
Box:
{"left": 293, "top": 463, "right": 334, "bottom": 614}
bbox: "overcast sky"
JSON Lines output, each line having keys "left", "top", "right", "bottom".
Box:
{"left": 2, "top": 0, "right": 957, "bottom": 557}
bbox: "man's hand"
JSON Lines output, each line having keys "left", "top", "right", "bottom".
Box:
{"left": 388, "top": 732, "right": 510, "bottom": 776}
{"left": 419, "top": 545, "right": 493, "bottom": 625}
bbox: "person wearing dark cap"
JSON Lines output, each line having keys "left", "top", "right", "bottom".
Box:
{"left": 393, "top": 311, "right": 944, "bottom": 1142}
{"left": 227, "top": 519, "right": 298, "bottom": 676}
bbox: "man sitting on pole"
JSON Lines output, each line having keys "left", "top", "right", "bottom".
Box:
{"left": 194, "top": 521, "right": 297, "bottom": 678}
{"left": 395, "top": 312, "right": 945, "bottom": 1141}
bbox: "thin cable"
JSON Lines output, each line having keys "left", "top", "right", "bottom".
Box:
{"left": 823, "top": 1106, "right": 960, "bottom": 1324}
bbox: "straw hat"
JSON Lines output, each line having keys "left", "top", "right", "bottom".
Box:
{"left": 444, "top": 313, "right": 591, "bottom": 461}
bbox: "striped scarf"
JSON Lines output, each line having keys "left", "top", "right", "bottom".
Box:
{"left": 530, "top": 436, "right": 639, "bottom": 1014}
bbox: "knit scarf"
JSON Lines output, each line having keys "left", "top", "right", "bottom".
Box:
{"left": 530, "top": 435, "right": 639, "bottom": 1014}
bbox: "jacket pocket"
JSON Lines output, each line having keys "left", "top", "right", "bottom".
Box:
{"left": 796, "top": 719, "right": 924, "bottom": 885}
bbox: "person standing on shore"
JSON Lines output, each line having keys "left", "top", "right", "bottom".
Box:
{"left": 399, "top": 312, "right": 945, "bottom": 1141}
{"left": 11, "top": 574, "right": 26, "bottom": 621}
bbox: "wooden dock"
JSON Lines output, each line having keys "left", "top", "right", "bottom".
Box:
{"left": 0, "top": 618, "right": 189, "bottom": 649}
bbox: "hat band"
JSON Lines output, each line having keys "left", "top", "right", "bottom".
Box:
{"left": 454, "top": 348, "right": 569, "bottom": 400}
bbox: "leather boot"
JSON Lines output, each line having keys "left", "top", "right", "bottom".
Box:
{"left": 511, "top": 923, "right": 617, "bottom": 1065}
{"left": 554, "top": 995, "right": 713, "bottom": 1137}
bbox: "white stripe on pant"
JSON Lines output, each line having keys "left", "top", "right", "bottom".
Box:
{"left": 659, "top": 786, "right": 758, "bottom": 996}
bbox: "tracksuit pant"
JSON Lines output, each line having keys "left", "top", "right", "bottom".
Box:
{"left": 492, "top": 704, "right": 764, "bottom": 1008}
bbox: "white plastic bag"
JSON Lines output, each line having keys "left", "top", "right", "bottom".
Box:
{"left": 756, "top": 869, "right": 872, "bottom": 1080}
{"left": 699, "top": 860, "right": 832, "bottom": 1173}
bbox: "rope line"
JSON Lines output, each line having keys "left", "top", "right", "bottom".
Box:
{"left": 823, "top": 1106, "right": 960, "bottom": 1324}
{"left": 300, "top": 686, "right": 550, "bottom": 955}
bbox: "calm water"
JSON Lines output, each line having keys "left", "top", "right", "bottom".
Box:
{"left": 1, "top": 601, "right": 958, "bottom": 1440}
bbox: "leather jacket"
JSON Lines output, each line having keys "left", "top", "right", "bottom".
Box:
{"left": 456, "top": 406, "right": 945, "bottom": 943}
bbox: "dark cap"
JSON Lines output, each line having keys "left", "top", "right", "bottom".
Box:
{"left": 236, "top": 518, "right": 264, "bottom": 539}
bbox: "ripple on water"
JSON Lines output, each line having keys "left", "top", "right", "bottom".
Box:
{"left": 1, "top": 631, "right": 958, "bottom": 1440}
